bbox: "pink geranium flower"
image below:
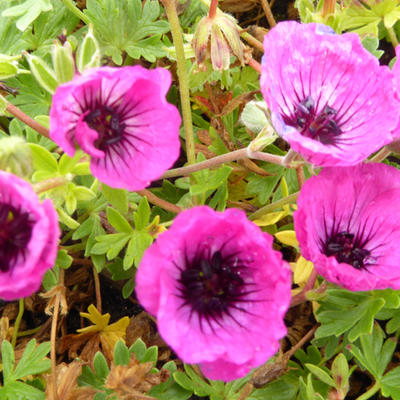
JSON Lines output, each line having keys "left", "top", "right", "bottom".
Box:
{"left": 294, "top": 163, "right": 400, "bottom": 291}
{"left": 50, "top": 66, "right": 181, "bottom": 190}
{"left": 135, "top": 206, "right": 291, "bottom": 381}
{"left": 0, "top": 171, "right": 59, "bottom": 300}
{"left": 260, "top": 21, "right": 399, "bottom": 166}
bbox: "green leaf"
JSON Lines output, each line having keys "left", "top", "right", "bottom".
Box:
{"left": 2, "top": 341, "right": 15, "bottom": 382}
{"left": 173, "top": 371, "right": 194, "bottom": 392}
{"left": 305, "top": 364, "right": 335, "bottom": 387}
{"left": 361, "top": 36, "right": 384, "bottom": 59}
{"left": 29, "top": 143, "right": 57, "bottom": 172}
{"left": 55, "top": 249, "right": 73, "bottom": 269}
{"left": 315, "top": 289, "right": 385, "bottom": 342}
{"left": 25, "top": 52, "right": 58, "bottom": 94}
{"left": 2, "top": 0, "right": 52, "bottom": 31}
{"left": 134, "top": 197, "right": 151, "bottom": 231}
{"left": 381, "top": 366, "right": 400, "bottom": 399}
{"left": 102, "top": 184, "right": 128, "bottom": 214}
{"left": 84, "top": 0, "right": 170, "bottom": 65}
{"left": 126, "top": 231, "right": 153, "bottom": 268}
{"left": 91, "top": 233, "right": 131, "bottom": 256}
{"left": 58, "top": 151, "right": 82, "bottom": 175}
{"left": 247, "top": 378, "right": 297, "bottom": 400}
{"left": 76, "top": 24, "right": 101, "bottom": 73}
{"left": 93, "top": 352, "right": 110, "bottom": 381}
{"left": 114, "top": 341, "right": 130, "bottom": 366}
{"left": 73, "top": 215, "right": 95, "bottom": 240}
{"left": 130, "top": 338, "right": 147, "bottom": 361}
{"left": 1, "top": 380, "right": 45, "bottom": 400}
{"left": 142, "top": 346, "right": 158, "bottom": 365}
{"left": 106, "top": 207, "right": 133, "bottom": 233}
{"left": 122, "top": 278, "right": 134, "bottom": 299}
{"left": 11, "top": 340, "right": 51, "bottom": 381}
{"left": 191, "top": 165, "right": 232, "bottom": 196}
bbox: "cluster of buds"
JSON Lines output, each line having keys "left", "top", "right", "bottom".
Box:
{"left": 192, "top": 9, "right": 245, "bottom": 71}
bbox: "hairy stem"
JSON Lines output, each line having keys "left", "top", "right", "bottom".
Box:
{"left": 241, "top": 31, "right": 264, "bottom": 53}
{"left": 209, "top": 0, "right": 219, "bottom": 19}
{"left": 6, "top": 103, "right": 50, "bottom": 138}
{"left": 161, "top": 0, "right": 195, "bottom": 165}
{"left": 11, "top": 298, "right": 24, "bottom": 348}
{"left": 247, "top": 58, "right": 262, "bottom": 73}
{"left": 290, "top": 269, "right": 318, "bottom": 307}
{"left": 33, "top": 177, "right": 67, "bottom": 193}
{"left": 61, "top": 0, "right": 91, "bottom": 25}
{"left": 249, "top": 192, "right": 299, "bottom": 219}
{"left": 138, "top": 189, "right": 183, "bottom": 214}
{"left": 163, "top": 148, "right": 285, "bottom": 178}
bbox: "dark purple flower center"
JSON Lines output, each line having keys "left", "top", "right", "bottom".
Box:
{"left": 84, "top": 105, "right": 126, "bottom": 151}
{"left": 177, "top": 250, "right": 252, "bottom": 330}
{"left": 283, "top": 96, "right": 342, "bottom": 145}
{"left": 323, "top": 231, "right": 373, "bottom": 270}
{"left": 0, "top": 203, "right": 34, "bottom": 272}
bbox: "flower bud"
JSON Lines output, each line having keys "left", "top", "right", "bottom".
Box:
{"left": 52, "top": 39, "right": 75, "bottom": 83}
{"left": 76, "top": 25, "right": 101, "bottom": 73}
{"left": 0, "top": 136, "right": 33, "bottom": 178}
{"left": 192, "top": 13, "right": 244, "bottom": 71}
{"left": 24, "top": 52, "right": 58, "bottom": 94}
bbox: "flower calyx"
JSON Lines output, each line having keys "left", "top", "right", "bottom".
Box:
{"left": 192, "top": 12, "right": 245, "bottom": 71}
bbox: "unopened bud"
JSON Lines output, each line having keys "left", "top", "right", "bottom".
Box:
{"left": 76, "top": 25, "right": 101, "bottom": 73}
{"left": 193, "top": 13, "right": 244, "bottom": 71}
{"left": 52, "top": 39, "right": 75, "bottom": 83}
{"left": 24, "top": 52, "right": 58, "bottom": 94}
{"left": 0, "top": 136, "right": 33, "bottom": 178}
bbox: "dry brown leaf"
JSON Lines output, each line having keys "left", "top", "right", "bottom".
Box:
{"left": 45, "top": 361, "right": 84, "bottom": 400}
{"left": 105, "top": 353, "right": 169, "bottom": 400}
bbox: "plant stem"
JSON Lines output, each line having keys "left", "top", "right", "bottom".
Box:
{"left": 249, "top": 192, "right": 299, "bottom": 219}
{"left": 209, "top": 0, "right": 218, "bottom": 19}
{"left": 241, "top": 32, "right": 264, "bottom": 53}
{"left": 11, "top": 298, "right": 24, "bottom": 348}
{"left": 161, "top": 0, "right": 195, "bottom": 165}
{"left": 6, "top": 103, "right": 50, "bottom": 138}
{"left": 138, "top": 189, "right": 182, "bottom": 214}
{"left": 61, "top": 0, "right": 91, "bottom": 25}
{"left": 369, "top": 146, "right": 391, "bottom": 163}
{"left": 290, "top": 269, "right": 318, "bottom": 307}
{"left": 259, "top": 0, "right": 276, "bottom": 27}
{"left": 355, "top": 382, "right": 380, "bottom": 400}
{"left": 163, "top": 149, "right": 248, "bottom": 178}
{"left": 163, "top": 148, "right": 285, "bottom": 179}
{"left": 50, "top": 294, "right": 60, "bottom": 400}
{"left": 33, "top": 177, "right": 67, "bottom": 193}
{"left": 93, "top": 266, "right": 102, "bottom": 314}
{"left": 387, "top": 26, "right": 399, "bottom": 49}
{"left": 247, "top": 58, "right": 262, "bottom": 73}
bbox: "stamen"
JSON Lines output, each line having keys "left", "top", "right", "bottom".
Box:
{"left": 283, "top": 96, "right": 342, "bottom": 145}
{"left": 177, "top": 249, "right": 253, "bottom": 330}
{"left": 84, "top": 105, "right": 126, "bottom": 150}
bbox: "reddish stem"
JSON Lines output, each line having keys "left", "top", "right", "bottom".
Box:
{"left": 247, "top": 58, "right": 262, "bottom": 73}
{"left": 209, "top": 0, "right": 219, "bottom": 19}
{"left": 6, "top": 103, "right": 50, "bottom": 138}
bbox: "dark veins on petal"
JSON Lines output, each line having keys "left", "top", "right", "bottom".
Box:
{"left": 283, "top": 95, "right": 342, "bottom": 145}
{"left": 0, "top": 203, "right": 34, "bottom": 272}
{"left": 177, "top": 248, "right": 257, "bottom": 331}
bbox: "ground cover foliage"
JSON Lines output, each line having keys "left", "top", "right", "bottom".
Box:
{"left": 2, "top": 0, "right": 400, "bottom": 399}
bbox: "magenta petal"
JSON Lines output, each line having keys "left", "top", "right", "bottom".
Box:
{"left": 50, "top": 66, "right": 181, "bottom": 190}
{"left": 0, "top": 171, "right": 59, "bottom": 300}
{"left": 135, "top": 206, "right": 291, "bottom": 381}
{"left": 294, "top": 163, "right": 400, "bottom": 291}
{"left": 261, "top": 21, "right": 399, "bottom": 166}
